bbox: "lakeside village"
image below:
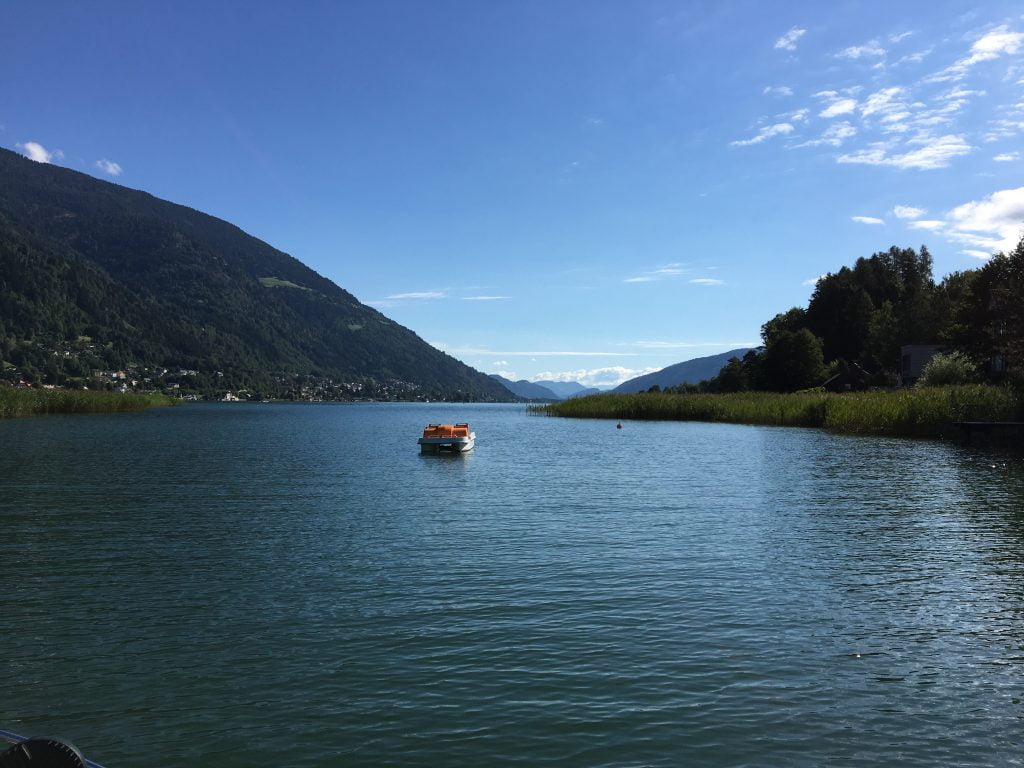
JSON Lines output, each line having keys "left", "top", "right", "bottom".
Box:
{"left": 0, "top": 341, "right": 437, "bottom": 402}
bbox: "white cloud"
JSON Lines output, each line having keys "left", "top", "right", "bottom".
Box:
{"left": 730, "top": 122, "right": 794, "bottom": 146}
{"left": 689, "top": 278, "right": 724, "bottom": 285}
{"left": 897, "top": 47, "right": 932, "bottom": 66}
{"left": 945, "top": 186, "right": 1024, "bottom": 253}
{"left": 775, "top": 27, "right": 807, "bottom": 51}
{"left": 820, "top": 98, "right": 858, "bottom": 118}
{"left": 764, "top": 85, "right": 794, "bottom": 97}
{"left": 985, "top": 119, "right": 1024, "bottom": 142}
{"left": 385, "top": 291, "right": 447, "bottom": 300}
{"left": 851, "top": 216, "right": 885, "bottom": 225}
{"left": 860, "top": 86, "right": 906, "bottom": 117}
{"left": 908, "top": 219, "right": 945, "bottom": 230}
{"left": 802, "top": 275, "right": 827, "bottom": 286}
{"left": 994, "top": 152, "right": 1020, "bottom": 161}
{"left": 462, "top": 295, "right": 510, "bottom": 301}
{"left": 16, "top": 141, "right": 62, "bottom": 163}
{"left": 434, "top": 343, "right": 636, "bottom": 358}
{"left": 928, "top": 25, "right": 1024, "bottom": 82}
{"left": 630, "top": 340, "right": 758, "bottom": 350}
{"left": 838, "top": 40, "right": 886, "bottom": 60}
{"left": 789, "top": 108, "right": 810, "bottom": 122}
{"left": 893, "top": 205, "right": 927, "bottom": 219}
{"left": 532, "top": 366, "right": 661, "bottom": 388}
{"left": 889, "top": 31, "right": 915, "bottom": 44}
{"left": 962, "top": 249, "right": 994, "bottom": 259}
{"left": 95, "top": 158, "right": 123, "bottom": 176}
{"left": 793, "top": 121, "right": 857, "bottom": 148}
{"left": 492, "top": 370, "right": 518, "bottom": 380}
{"left": 625, "top": 263, "right": 689, "bottom": 282}
{"left": 837, "top": 134, "right": 971, "bottom": 170}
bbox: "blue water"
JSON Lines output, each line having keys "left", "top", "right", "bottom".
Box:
{"left": 2, "top": 403, "right": 1024, "bottom": 766}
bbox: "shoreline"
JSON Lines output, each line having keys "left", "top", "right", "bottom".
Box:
{"left": 532, "top": 386, "right": 1022, "bottom": 441}
{"left": 0, "top": 388, "right": 178, "bottom": 419}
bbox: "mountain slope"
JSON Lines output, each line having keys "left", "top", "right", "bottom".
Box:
{"left": 489, "top": 375, "right": 561, "bottom": 401}
{"left": 0, "top": 148, "right": 513, "bottom": 400}
{"left": 533, "top": 380, "right": 596, "bottom": 398}
{"left": 612, "top": 349, "right": 754, "bottom": 393}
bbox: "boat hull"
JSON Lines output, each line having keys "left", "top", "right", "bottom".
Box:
{"left": 418, "top": 434, "right": 476, "bottom": 453}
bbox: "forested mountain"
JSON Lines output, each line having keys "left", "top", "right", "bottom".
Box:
{"left": 689, "top": 241, "right": 1024, "bottom": 393}
{"left": 612, "top": 349, "right": 753, "bottom": 393}
{"left": 534, "top": 380, "right": 601, "bottom": 398}
{"left": 0, "top": 148, "right": 514, "bottom": 400}
{"left": 489, "top": 375, "right": 560, "bottom": 401}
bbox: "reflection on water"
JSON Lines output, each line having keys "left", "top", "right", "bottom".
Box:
{"left": 2, "top": 403, "right": 1024, "bottom": 766}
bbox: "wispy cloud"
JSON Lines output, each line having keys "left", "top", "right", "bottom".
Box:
{"left": 432, "top": 343, "right": 637, "bottom": 358}
{"left": 16, "top": 141, "right": 62, "bottom": 164}
{"left": 851, "top": 215, "right": 885, "bottom": 225}
{"left": 893, "top": 205, "right": 927, "bottom": 219}
{"left": 629, "top": 340, "right": 758, "bottom": 349}
{"left": 860, "top": 86, "right": 906, "bottom": 118}
{"left": 819, "top": 98, "right": 858, "bottom": 118}
{"left": 689, "top": 278, "right": 724, "bottom": 285}
{"left": 803, "top": 274, "right": 827, "bottom": 286}
{"left": 793, "top": 121, "right": 857, "bottom": 147}
{"left": 994, "top": 151, "right": 1020, "bottom": 161}
{"left": 944, "top": 186, "right": 1024, "bottom": 253}
{"left": 532, "top": 366, "right": 661, "bottom": 388}
{"left": 764, "top": 85, "right": 794, "bottom": 97}
{"left": 837, "top": 40, "right": 886, "bottom": 60}
{"left": 775, "top": 27, "right": 807, "bottom": 52}
{"left": 624, "top": 263, "right": 689, "bottom": 283}
{"left": 927, "top": 25, "right": 1024, "bottom": 83}
{"left": 95, "top": 158, "right": 123, "bottom": 176}
{"left": 386, "top": 291, "right": 447, "bottom": 300}
{"left": 837, "top": 134, "right": 971, "bottom": 170}
{"left": 908, "top": 219, "right": 945, "bottom": 230}
{"left": 462, "top": 295, "right": 510, "bottom": 301}
{"left": 730, "top": 122, "right": 794, "bottom": 146}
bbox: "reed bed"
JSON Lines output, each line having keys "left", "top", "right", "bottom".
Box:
{"left": 0, "top": 388, "right": 177, "bottom": 418}
{"left": 532, "top": 385, "right": 1020, "bottom": 438}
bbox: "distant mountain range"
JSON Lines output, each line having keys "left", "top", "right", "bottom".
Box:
{"left": 489, "top": 375, "right": 604, "bottom": 401}
{"left": 612, "top": 349, "right": 754, "bottom": 393}
{"left": 490, "top": 353, "right": 750, "bottom": 401}
{"left": 488, "top": 375, "right": 560, "bottom": 401}
{"left": 0, "top": 148, "right": 514, "bottom": 401}
{"left": 534, "top": 380, "right": 601, "bottom": 399}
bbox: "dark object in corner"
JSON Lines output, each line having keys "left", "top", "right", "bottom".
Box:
{"left": 0, "top": 737, "right": 86, "bottom": 768}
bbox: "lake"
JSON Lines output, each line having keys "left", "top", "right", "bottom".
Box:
{"left": 2, "top": 402, "right": 1024, "bottom": 766}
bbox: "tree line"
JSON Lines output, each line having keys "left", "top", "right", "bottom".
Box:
{"left": 667, "top": 235, "right": 1024, "bottom": 394}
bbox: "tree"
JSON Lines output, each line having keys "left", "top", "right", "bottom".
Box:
{"left": 761, "top": 307, "right": 807, "bottom": 347}
{"left": 917, "top": 351, "right": 977, "bottom": 387}
{"left": 761, "top": 329, "right": 826, "bottom": 392}
{"left": 805, "top": 269, "right": 875, "bottom": 363}
{"left": 707, "top": 357, "right": 749, "bottom": 393}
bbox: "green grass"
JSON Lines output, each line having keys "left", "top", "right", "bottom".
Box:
{"left": 533, "top": 386, "right": 1021, "bottom": 438}
{"left": 259, "top": 276, "right": 310, "bottom": 290}
{"left": 0, "top": 388, "right": 178, "bottom": 418}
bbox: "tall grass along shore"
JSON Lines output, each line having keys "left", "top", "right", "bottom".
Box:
{"left": 0, "top": 388, "right": 177, "bottom": 419}
{"left": 533, "top": 386, "right": 1021, "bottom": 439}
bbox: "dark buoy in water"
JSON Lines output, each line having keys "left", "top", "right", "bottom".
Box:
{"left": 616, "top": 422, "right": 622, "bottom": 429}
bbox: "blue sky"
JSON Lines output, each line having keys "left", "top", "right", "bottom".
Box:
{"left": 3, "top": 1, "right": 1023, "bottom": 387}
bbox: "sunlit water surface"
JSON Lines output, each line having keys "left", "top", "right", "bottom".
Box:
{"left": 3, "top": 403, "right": 1024, "bottom": 766}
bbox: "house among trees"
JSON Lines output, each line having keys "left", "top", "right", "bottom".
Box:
{"left": 823, "top": 361, "right": 873, "bottom": 392}
{"left": 900, "top": 345, "right": 943, "bottom": 386}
